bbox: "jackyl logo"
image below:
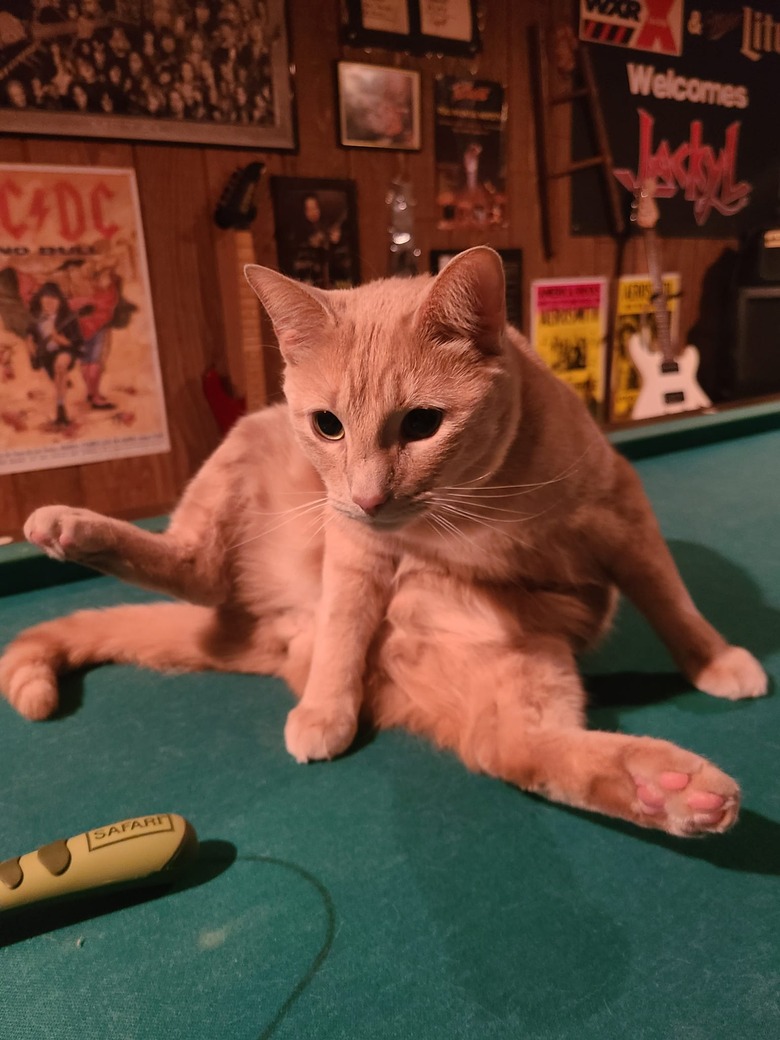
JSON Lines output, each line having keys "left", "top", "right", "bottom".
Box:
{"left": 613, "top": 108, "right": 751, "bottom": 225}
{"left": 741, "top": 6, "right": 780, "bottom": 61}
{"left": 626, "top": 63, "right": 749, "bottom": 108}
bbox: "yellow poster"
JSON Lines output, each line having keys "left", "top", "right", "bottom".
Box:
{"left": 610, "top": 273, "right": 681, "bottom": 423}
{"left": 530, "top": 277, "right": 608, "bottom": 420}
{"left": 0, "top": 163, "right": 168, "bottom": 475}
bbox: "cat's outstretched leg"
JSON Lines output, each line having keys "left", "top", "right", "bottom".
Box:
{"left": 0, "top": 602, "right": 287, "bottom": 720}
{"left": 594, "top": 454, "right": 767, "bottom": 701}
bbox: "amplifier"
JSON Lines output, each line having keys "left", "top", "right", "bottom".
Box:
{"left": 733, "top": 286, "right": 780, "bottom": 398}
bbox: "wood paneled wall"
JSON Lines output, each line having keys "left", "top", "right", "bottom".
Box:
{"left": 0, "top": 0, "right": 735, "bottom": 538}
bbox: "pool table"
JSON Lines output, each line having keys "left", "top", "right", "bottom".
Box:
{"left": 1, "top": 406, "right": 778, "bottom": 1040}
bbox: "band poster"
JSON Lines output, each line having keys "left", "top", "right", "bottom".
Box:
{"left": 0, "top": 163, "right": 169, "bottom": 476}
{"left": 610, "top": 272, "right": 681, "bottom": 422}
{"left": 434, "top": 76, "right": 507, "bottom": 230}
{"left": 530, "top": 277, "right": 608, "bottom": 420}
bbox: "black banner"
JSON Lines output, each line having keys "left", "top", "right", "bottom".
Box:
{"left": 572, "top": 2, "right": 780, "bottom": 237}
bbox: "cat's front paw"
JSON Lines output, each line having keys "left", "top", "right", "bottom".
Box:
{"left": 284, "top": 702, "right": 358, "bottom": 763}
{"left": 24, "top": 506, "right": 112, "bottom": 562}
{"left": 693, "top": 646, "right": 768, "bottom": 700}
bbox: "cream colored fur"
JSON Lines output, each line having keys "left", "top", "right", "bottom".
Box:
{"left": 0, "top": 248, "right": 767, "bottom": 836}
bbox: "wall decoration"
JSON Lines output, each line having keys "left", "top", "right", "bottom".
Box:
{"left": 530, "top": 277, "right": 609, "bottom": 421}
{"left": 0, "top": 0, "right": 296, "bottom": 149}
{"left": 610, "top": 272, "right": 681, "bottom": 422}
{"left": 0, "top": 163, "right": 169, "bottom": 476}
{"left": 572, "top": 2, "right": 780, "bottom": 237}
{"left": 434, "top": 76, "right": 507, "bottom": 230}
{"left": 343, "top": 0, "right": 480, "bottom": 57}
{"left": 578, "top": 0, "right": 684, "bottom": 56}
{"left": 431, "top": 248, "right": 522, "bottom": 327}
{"left": 337, "top": 62, "right": 421, "bottom": 151}
{"left": 271, "top": 177, "right": 360, "bottom": 290}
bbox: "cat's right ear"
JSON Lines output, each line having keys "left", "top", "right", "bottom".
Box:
{"left": 244, "top": 265, "right": 333, "bottom": 363}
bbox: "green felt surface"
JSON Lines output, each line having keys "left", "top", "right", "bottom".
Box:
{"left": 0, "top": 429, "right": 779, "bottom": 1040}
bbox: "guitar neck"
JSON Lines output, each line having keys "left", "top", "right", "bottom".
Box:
{"left": 642, "top": 226, "right": 674, "bottom": 362}
{"left": 233, "top": 229, "right": 266, "bottom": 414}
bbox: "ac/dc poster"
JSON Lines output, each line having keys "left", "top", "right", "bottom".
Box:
{"left": 0, "top": 164, "right": 169, "bottom": 476}
{"left": 572, "top": 2, "right": 780, "bottom": 237}
{"left": 434, "top": 76, "right": 507, "bottom": 230}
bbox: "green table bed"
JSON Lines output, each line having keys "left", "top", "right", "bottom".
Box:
{"left": 1, "top": 413, "right": 779, "bottom": 1040}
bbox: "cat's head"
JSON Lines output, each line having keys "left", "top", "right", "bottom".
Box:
{"left": 246, "top": 246, "right": 520, "bottom": 531}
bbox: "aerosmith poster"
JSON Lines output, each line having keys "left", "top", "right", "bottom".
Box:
{"left": 0, "top": 163, "right": 169, "bottom": 476}
{"left": 572, "top": 1, "right": 780, "bottom": 237}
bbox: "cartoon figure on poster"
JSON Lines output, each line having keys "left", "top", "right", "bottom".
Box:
{"left": 0, "top": 164, "right": 168, "bottom": 476}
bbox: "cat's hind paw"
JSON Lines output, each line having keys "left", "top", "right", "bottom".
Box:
{"left": 284, "top": 702, "right": 358, "bottom": 763}
{"left": 628, "top": 745, "right": 740, "bottom": 836}
{"left": 24, "top": 506, "right": 111, "bottom": 562}
{"left": 693, "top": 646, "right": 768, "bottom": 701}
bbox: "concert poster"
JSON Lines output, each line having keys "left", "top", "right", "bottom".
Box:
{"left": 434, "top": 76, "right": 507, "bottom": 230}
{"left": 530, "top": 277, "right": 609, "bottom": 421}
{"left": 0, "top": 163, "right": 169, "bottom": 476}
{"left": 610, "top": 271, "right": 681, "bottom": 422}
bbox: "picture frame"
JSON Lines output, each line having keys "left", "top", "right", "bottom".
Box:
{"left": 0, "top": 0, "right": 296, "bottom": 150}
{"left": 343, "top": 0, "right": 480, "bottom": 57}
{"left": 271, "top": 177, "right": 361, "bottom": 290}
{"left": 337, "top": 61, "right": 421, "bottom": 151}
{"left": 431, "top": 248, "right": 523, "bottom": 327}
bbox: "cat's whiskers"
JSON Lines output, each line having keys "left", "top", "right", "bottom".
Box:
{"left": 227, "top": 498, "right": 327, "bottom": 550}
{"left": 447, "top": 440, "right": 599, "bottom": 496}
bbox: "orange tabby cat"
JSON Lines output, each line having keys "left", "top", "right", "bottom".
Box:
{"left": 0, "top": 247, "right": 766, "bottom": 836}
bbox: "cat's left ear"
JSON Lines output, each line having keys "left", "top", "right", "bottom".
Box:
{"left": 244, "top": 265, "right": 334, "bottom": 363}
{"left": 417, "top": 246, "right": 506, "bottom": 356}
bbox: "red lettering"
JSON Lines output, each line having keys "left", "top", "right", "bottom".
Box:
{"left": 53, "top": 182, "right": 86, "bottom": 241}
{"left": 90, "top": 183, "right": 119, "bottom": 240}
{"left": 635, "top": 0, "right": 677, "bottom": 53}
{"left": 613, "top": 108, "right": 751, "bottom": 225}
{"left": 0, "top": 180, "right": 26, "bottom": 239}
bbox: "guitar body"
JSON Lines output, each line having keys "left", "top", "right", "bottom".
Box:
{"left": 628, "top": 333, "right": 711, "bottom": 420}
{"left": 628, "top": 180, "right": 712, "bottom": 423}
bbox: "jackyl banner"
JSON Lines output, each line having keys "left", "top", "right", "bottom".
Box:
{"left": 572, "top": 1, "right": 780, "bottom": 237}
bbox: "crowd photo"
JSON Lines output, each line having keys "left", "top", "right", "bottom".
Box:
{"left": 0, "top": 0, "right": 276, "bottom": 126}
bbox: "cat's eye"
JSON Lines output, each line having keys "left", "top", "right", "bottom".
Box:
{"left": 400, "top": 408, "right": 444, "bottom": 442}
{"left": 312, "top": 411, "right": 345, "bottom": 441}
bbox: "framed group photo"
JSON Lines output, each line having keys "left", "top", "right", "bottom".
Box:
{"left": 0, "top": 0, "right": 296, "bottom": 149}
{"left": 271, "top": 177, "right": 361, "bottom": 290}
{"left": 343, "top": 0, "right": 480, "bottom": 57}
{"left": 337, "top": 61, "right": 421, "bottom": 151}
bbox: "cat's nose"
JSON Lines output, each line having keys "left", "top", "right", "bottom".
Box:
{"left": 352, "top": 491, "right": 390, "bottom": 517}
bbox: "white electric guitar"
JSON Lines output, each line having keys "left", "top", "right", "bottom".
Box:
{"left": 629, "top": 181, "right": 711, "bottom": 420}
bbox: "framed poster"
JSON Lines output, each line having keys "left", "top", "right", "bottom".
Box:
{"left": 337, "top": 62, "right": 421, "bottom": 151}
{"left": 271, "top": 177, "right": 360, "bottom": 290}
{"left": 0, "top": 0, "right": 296, "bottom": 149}
{"left": 431, "top": 248, "right": 522, "bottom": 328}
{"left": 343, "top": 0, "right": 480, "bottom": 57}
{"left": 530, "top": 277, "right": 609, "bottom": 421}
{"left": 434, "top": 76, "right": 508, "bottom": 230}
{"left": 0, "top": 163, "right": 169, "bottom": 476}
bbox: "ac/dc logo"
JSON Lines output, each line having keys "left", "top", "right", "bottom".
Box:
{"left": 613, "top": 108, "right": 752, "bottom": 225}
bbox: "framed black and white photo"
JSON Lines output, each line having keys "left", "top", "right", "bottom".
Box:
{"left": 272, "top": 177, "right": 360, "bottom": 290}
{"left": 0, "top": 0, "right": 296, "bottom": 149}
{"left": 337, "top": 61, "right": 421, "bottom": 151}
{"left": 343, "top": 0, "right": 480, "bottom": 57}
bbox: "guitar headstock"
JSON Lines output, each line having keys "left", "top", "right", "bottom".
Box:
{"left": 214, "top": 161, "right": 265, "bottom": 231}
{"left": 633, "top": 178, "right": 660, "bottom": 230}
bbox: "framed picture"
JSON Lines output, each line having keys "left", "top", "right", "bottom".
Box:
{"left": 0, "top": 163, "right": 170, "bottom": 475}
{"left": 271, "top": 177, "right": 360, "bottom": 290}
{"left": 431, "top": 249, "right": 523, "bottom": 328}
{"left": 337, "top": 62, "right": 421, "bottom": 151}
{"left": 0, "top": 0, "right": 296, "bottom": 150}
{"left": 343, "top": 0, "right": 480, "bottom": 57}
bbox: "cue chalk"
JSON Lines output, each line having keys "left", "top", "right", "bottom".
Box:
{"left": 0, "top": 813, "right": 198, "bottom": 911}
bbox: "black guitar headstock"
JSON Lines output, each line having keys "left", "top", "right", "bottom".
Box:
{"left": 214, "top": 161, "right": 265, "bottom": 231}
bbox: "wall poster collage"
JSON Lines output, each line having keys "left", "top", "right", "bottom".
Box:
{"left": 0, "top": 164, "right": 169, "bottom": 476}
